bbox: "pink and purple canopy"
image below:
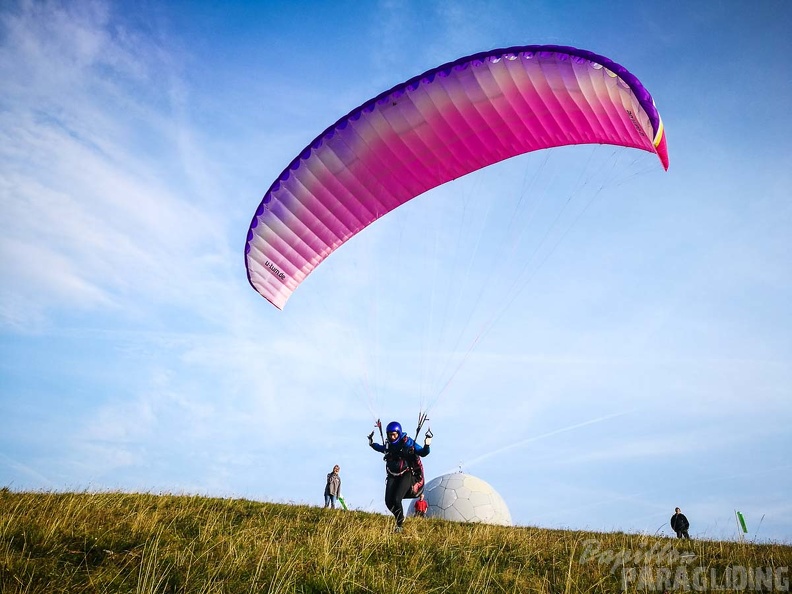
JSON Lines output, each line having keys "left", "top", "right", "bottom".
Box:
{"left": 245, "top": 45, "right": 668, "bottom": 309}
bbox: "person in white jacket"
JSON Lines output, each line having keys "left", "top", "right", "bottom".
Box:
{"left": 324, "top": 465, "right": 341, "bottom": 508}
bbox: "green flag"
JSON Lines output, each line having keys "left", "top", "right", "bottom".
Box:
{"left": 736, "top": 511, "right": 748, "bottom": 533}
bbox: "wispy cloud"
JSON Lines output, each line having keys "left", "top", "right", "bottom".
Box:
{"left": 0, "top": 453, "right": 55, "bottom": 488}
{"left": 1, "top": 1, "right": 232, "bottom": 331}
{"left": 555, "top": 429, "right": 744, "bottom": 467}
{"left": 458, "top": 411, "right": 631, "bottom": 472}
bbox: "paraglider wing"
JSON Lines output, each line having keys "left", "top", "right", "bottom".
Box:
{"left": 245, "top": 45, "right": 668, "bottom": 309}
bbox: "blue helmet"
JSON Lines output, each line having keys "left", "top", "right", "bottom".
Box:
{"left": 386, "top": 421, "right": 402, "bottom": 441}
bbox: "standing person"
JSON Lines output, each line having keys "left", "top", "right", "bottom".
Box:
{"left": 670, "top": 507, "right": 690, "bottom": 539}
{"left": 324, "top": 465, "right": 341, "bottom": 509}
{"left": 368, "top": 421, "right": 431, "bottom": 532}
{"left": 414, "top": 493, "right": 428, "bottom": 517}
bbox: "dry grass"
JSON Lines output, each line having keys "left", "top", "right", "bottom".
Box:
{"left": 1, "top": 488, "right": 789, "bottom": 593}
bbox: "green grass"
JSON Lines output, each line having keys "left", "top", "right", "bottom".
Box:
{"left": 1, "top": 488, "right": 789, "bottom": 593}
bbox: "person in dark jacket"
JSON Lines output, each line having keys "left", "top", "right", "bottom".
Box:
{"left": 324, "top": 465, "right": 341, "bottom": 508}
{"left": 670, "top": 507, "right": 690, "bottom": 539}
{"left": 368, "top": 421, "right": 431, "bottom": 532}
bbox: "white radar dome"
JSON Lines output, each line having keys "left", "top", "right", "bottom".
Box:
{"left": 408, "top": 472, "right": 512, "bottom": 526}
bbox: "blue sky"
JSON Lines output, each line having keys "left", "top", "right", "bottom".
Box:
{"left": 1, "top": 0, "right": 790, "bottom": 542}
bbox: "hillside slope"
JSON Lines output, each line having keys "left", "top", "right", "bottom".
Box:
{"left": 1, "top": 490, "right": 789, "bottom": 593}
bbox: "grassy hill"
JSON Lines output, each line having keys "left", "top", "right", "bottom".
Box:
{"left": 1, "top": 489, "right": 790, "bottom": 593}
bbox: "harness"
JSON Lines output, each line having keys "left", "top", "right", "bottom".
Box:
{"left": 384, "top": 435, "right": 425, "bottom": 497}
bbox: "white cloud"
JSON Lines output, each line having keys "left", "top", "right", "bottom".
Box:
{"left": 0, "top": 0, "right": 237, "bottom": 330}
{"left": 0, "top": 453, "right": 56, "bottom": 488}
